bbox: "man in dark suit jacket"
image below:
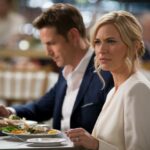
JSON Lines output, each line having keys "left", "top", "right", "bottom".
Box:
{"left": 0, "top": 3, "right": 113, "bottom": 133}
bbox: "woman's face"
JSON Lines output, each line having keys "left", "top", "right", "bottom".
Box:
{"left": 94, "top": 24, "right": 128, "bottom": 73}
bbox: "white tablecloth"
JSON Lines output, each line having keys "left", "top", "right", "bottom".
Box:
{"left": 0, "top": 136, "right": 76, "bottom": 150}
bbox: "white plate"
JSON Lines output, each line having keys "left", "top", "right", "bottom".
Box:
{"left": 26, "top": 138, "right": 66, "bottom": 146}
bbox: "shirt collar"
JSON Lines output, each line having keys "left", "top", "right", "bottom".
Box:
{"left": 63, "top": 47, "right": 94, "bottom": 80}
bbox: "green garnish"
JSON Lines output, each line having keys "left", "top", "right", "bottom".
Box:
{"left": 9, "top": 115, "right": 21, "bottom": 120}
{"left": 0, "top": 125, "right": 21, "bottom": 132}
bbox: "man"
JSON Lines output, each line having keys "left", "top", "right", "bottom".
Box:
{"left": 0, "top": 3, "right": 113, "bottom": 133}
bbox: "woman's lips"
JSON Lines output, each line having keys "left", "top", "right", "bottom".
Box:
{"left": 99, "top": 58, "right": 111, "bottom": 62}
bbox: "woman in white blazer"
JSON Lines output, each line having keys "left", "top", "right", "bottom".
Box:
{"left": 67, "top": 10, "right": 150, "bottom": 150}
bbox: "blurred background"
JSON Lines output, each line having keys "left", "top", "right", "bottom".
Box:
{"left": 0, "top": 0, "right": 150, "bottom": 105}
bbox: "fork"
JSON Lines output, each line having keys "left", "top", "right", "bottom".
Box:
{"left": 11, "top": 135, "right": 26, "bottom": 142}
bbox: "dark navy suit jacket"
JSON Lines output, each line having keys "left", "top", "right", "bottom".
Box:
{"left": 13, "top": 55, "right": 114, "bottom": 133}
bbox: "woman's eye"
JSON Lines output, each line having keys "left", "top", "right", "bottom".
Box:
{"left": 107, "top": 39, "right": 116, "bottom": 44}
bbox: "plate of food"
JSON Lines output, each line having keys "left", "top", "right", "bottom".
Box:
{"left": 1, "top": 126, "right": 61, "bottom": 139}
{"left": 26, "top": 137, "right": 67, "bottom": 147}
{"left": 0, "top": 115, "right": 61, "bottom": 139}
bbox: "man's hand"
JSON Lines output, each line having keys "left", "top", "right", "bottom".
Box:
{"left": 0, "top": 105, "right": 12, "bottom": 118}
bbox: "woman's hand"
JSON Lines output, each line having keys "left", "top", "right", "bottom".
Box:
{"left": 66, "top": 128, "right": 99, "bottom": 150}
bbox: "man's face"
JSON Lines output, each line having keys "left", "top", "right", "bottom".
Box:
{"left": 40, "top": 27, "right": 74, "bottom": 67}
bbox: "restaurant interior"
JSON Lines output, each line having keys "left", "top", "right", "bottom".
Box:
{"left": 0, "top": 0, "right": 150, "bottom": 106}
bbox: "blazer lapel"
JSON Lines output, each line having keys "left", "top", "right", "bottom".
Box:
{"left": 54, "top": 75, "right": 67, "bottom": 128}
{"left": 72, "top": 55, "right": 95, "bottom": 113}
{"left": 57, "top": 76, "right": 67, "bottom": 111}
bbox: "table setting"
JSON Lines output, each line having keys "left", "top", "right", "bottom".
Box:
{"left": 0, "top": 115, "right": 76, "bottom": 150}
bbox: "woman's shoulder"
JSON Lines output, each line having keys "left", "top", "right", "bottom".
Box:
{"left": 126, "top": 71, "right": 149, "bottom": 86}
{"left": 124, "top": 71, "right": 150, "bottom": 96}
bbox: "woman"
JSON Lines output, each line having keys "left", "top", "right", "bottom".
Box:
{"left": 66, "top": 10, "right": 150, "bottom": 150}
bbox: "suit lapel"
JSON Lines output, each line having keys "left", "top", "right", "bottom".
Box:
{"left": 57, "top": 77, "right": 67, "bottom": 109}
{"left": 53, "top": 75, "right": 67, "bottom": 129}
{"left": 72, "top": 55, "right": 95, "bottom": 113}
{"left": 55, "top": 75, "right": 67, "bottom": 119}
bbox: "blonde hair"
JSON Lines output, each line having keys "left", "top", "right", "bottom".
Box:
{"left": 90, "top": 10, "right": 145, "bottom": 86}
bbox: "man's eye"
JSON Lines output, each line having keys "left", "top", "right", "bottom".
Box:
{"left": 47, "top": 41, "right": 55, "bottom": 46}
{"left": 94, "top": 40, "right": 101, "bottom": 45}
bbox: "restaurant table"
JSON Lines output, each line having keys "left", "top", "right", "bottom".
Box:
{"left": 0, "top": 135, "right": 78, "bottom": 150}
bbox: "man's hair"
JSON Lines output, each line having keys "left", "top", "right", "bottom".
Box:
{"left": 33, "top": 3, "right": 86, "bottom": 39}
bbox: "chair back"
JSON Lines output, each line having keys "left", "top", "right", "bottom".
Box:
{"left": 0, "top": 70, "right": 58, "bottom": 105}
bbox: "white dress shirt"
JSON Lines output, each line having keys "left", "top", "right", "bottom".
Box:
{"left": 61, "top": 48, "right": 94, "bottom": 131}
{"left": 92, "top": 71, "right": 150, "bottom": 150}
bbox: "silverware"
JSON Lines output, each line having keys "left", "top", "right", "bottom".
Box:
{"left": 11, "top": 135, "right": 26, "bottom": 142}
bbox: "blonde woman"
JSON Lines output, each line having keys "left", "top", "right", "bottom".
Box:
{"left": 67, "top": 10, "right": 150, "bottom": 150}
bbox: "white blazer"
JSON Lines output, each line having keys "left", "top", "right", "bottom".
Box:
{"left": 92, "top": 71, "right": 150, "bottom": 150}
